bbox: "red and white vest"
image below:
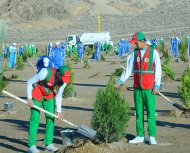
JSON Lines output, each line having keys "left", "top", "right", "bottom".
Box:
{"left": 133, "top": 46, "right": 155, "bottom": 89}
{"left": 32, "top": 68, "right": 56, "bottom": 101}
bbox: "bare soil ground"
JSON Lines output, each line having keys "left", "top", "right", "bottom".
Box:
{"left": 0, "top": 53, "right": 190, "bottom": 153}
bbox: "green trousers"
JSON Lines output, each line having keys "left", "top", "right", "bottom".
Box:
{"left": 28, "top": 98, "right": 55, "bottom": 147}
{"left": 134, "top": 88, "right": 156, "bottom": 137}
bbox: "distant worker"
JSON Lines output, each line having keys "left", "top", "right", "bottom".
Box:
{"left": 171, "top": 37, "right": 178, "bottom": 58}
{"left": 3, "top": 47, "right": 7, "bottom": 58}
{"left": 94, "top": 41, "right": 101, "bottom": 61}
{"left": 118, "top": 39, "right": 122, "bottom": 59}
{"left": 121, "top": 39, "right": 125, "bottom": 56}
{"left": 77, "top": 42, "right": 84, "bottom": 62}
{"left": 61, "top": 41, "right": 66, "bottom": 50}
{"left": 124, "top": 39, "right": 130, "bottom": 54}
{"left": 19, "top": 46, "right": 25, "bottom": 56}
{"left": 47, "top": 43, "right": 53, "bottom": 56}
{"left": 9, "top": 43, "right": 17, "bottom": 69}
{"left": 49, "top": 41, "right": 65, "bottom": 69}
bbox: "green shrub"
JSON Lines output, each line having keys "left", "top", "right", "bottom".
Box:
{"left": 159, "top": 41, "right": 169, "bottom": 58}
{"left": 178, "top": 67, "right": 190, "bottom": 109}
{"left": 101, "top": 53, "right": 105, "bottom": 61}
{"left": 86, "top": 46, "right": 93, "bottom": 56}
{"left": 179, "top": 39, "right": 188, "bottom": 61}
{"left": 0, "top": 63, "right": 9, "bottom": 94}
{"left": 163, "top": 55, "right": 172, "bottom": 65}
{"left": 22, "top": 50, "right": 28, "bottom": 62}
{"left": 0, "top": 76, "right": 9, "bottom": 95}
{"left": 83, "top": 55, "right": 90, "bottom": 68}
{"left": 162, "top": 64, "right": 176, "bottom": 80}
{"left": 16, "top": 54, "right": 24, "bottom": 70}
{"left": 91, "top": 75, "right": 130, "bottom": 143}
{"left": 73, "top": 53, "right": 79, "bottom": 63}
{"left": 63, "top": 63, "right": 75, "bottom": 98}
{"left": 114, "top": 68, "right": 123, "bottom": 76}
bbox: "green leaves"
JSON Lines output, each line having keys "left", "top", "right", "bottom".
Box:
{"left": 178, "top": 67, "right": 190, "bottom": 109}
{"left": 91, "top": 75, "right": 130, "bottom": 143}
{"left": 162, "top": 64, "right": 176, "bottom": 80}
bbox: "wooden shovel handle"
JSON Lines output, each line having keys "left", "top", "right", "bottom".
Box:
{"left": 158, "top": 92, "right": 173, "bottom": 103}
{"left": 2, "top": 90, "right": 78, "bottom": 128}
{"left": 158, "top": 91, "right": 185, "bottom": 111}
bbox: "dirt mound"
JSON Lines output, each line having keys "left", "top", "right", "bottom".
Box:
{"left": 59, "top": 140, "right": 112, "bottom": 153}
{"left": 162, "top": 109, "right": 182, "bottom": 117}
{"left": 161, "top": 109, "right": 190, "bottom": 118}
{"left": 181, "top": 110, "right": 190, "bottom": 118}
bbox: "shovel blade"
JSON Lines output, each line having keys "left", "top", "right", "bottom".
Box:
{"left": 173, "top": 103, "right": 186, "bottom": 111}
{"left": 76, "top": 124, "right": 97, "bottom": 139}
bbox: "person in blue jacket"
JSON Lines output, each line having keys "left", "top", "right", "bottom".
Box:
{"left": 3, "top": 47, "right": 7, "bottom": 58}
{"left": 9, "top": 43, "right": 17, "bottom": 68}
{"left": 19, "top": 46, "right": 25, "bottom": 56}
{"left": 118, "top": 39, "right": 122, "bottom": 59}
{"left": 77, "top": 42, "right": 84, "bottom": 62}
{"left": 49, "top": 41, "right": 65, "bottom": 69}
{"left": 124, "top": 39, "right": 130, "bottom": 54}
{"left": 47, "top": 43, "right": 53, "bottom": 56}
{"left": 94, "top": 41, "right": 101, "bottom": 61}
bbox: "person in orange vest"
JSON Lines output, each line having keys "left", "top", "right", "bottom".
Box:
{"left": 27, "top": 65, "right": 71, "bottom": 153}
{"left": 115, "top": 32, "right": 161, "bottom": 145}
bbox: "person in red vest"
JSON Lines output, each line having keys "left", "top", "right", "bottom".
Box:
{"left": 115, "top": 32, "right": 161, "bottom": 145}
{"left": 27, "top": 65, "right": 71, "bottom": 153}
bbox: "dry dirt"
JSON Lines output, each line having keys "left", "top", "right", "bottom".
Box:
{"left": 0, "top": 54, "right": 190, "bottom": 153}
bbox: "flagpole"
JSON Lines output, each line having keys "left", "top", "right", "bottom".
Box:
{"left": 1, "top": 21, "right": 5, "bottom": 57}
{"left": 98, "top": 14, "right": 101, "bottom": 33}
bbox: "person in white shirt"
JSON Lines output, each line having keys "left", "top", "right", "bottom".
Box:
{"left": 27, "top": 65, "right": 71, "bottom": 153}
{"left": 115, "top": 32, "right": 161, "bottom": 145}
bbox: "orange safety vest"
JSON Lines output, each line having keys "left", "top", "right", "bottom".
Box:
{"left": 32, "top": 68, "right": 56, "bottom": 101}
{"left": 133, "top": 46, "right": 155, "bottom": 89}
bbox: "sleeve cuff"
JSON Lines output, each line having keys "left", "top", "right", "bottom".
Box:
{"left": 117, "top": 79, "right": 124, "bottom": 86}
{"left": 154, "top": 85, "right": 160, "bottom": 89}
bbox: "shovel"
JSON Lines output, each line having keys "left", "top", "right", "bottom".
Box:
{"left": 2, "top": 90, "right": 97, "bottom": 139}
{"left": 158, "top": 91, "right": 186, "bottom": 111}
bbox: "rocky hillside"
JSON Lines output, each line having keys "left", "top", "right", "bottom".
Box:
{"left": 0, "top": 0, "right": 190, "bottom": 44}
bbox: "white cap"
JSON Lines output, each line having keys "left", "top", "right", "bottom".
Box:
{"left": 13, "top": 42, "right": 17, "bottom": 46}
{"left": 49, "top": 43, "right": 52, "bottom": 46}
{"left": 56, "top": 41, "right": 60, "bottom": 46}
{"left": 43, "top": 57, "right": 50, "bottom": 67}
